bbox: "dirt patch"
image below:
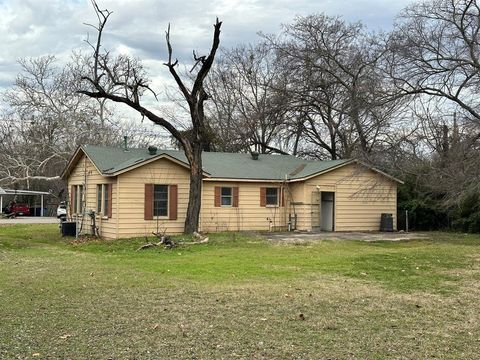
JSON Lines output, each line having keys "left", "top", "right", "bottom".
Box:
{"left": 263, "top": 231, "right": 430, "bottom": 243}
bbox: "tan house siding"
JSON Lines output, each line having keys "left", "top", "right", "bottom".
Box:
{"left": 297, "top": 163, "right": 397, "bottom": 231}
{"left": 200, "top": 182, "right": 288, "bottom": 232}
{"left": 114, "top": 158, "right": 190, "bottom": 239}
{"left": 65, "top": 152, "right": 398, "bottom": 239}
{"left": 286, "top": 182, "right": 311, "bottom": 231}
{"left": 66, "top": 154, "right": 117, "bottom": 239}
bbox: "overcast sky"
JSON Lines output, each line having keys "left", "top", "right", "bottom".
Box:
{"left": 0, "top": 0, "right": 417, "bottom": 86}
{"left": 0, "top": 0, "right": 416, "bottom": 128}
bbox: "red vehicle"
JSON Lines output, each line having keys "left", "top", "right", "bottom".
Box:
{"left": 5, "top": 202, "right": 30, "bottom": 216}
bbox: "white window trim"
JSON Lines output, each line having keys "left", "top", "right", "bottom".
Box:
{"left": 220, "top": 187, "right": 233, "bottom": 207}
{"left": 153, "top": 184, "right": 169, "bottom": 218}
{"left": 265, "top": 187, "right": 279, "bottom": 207}
{"left": 72, "top": 185, "right": 84, "bottom": 215}
{"left": 96, "top": 184, "right": 109, "bottom": 218}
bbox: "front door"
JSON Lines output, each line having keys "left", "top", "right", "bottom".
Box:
{"left": 321, "top": 192, "right": 335, "bottom": 231}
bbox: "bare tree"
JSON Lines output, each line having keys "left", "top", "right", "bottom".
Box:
{"left": 78, "top": 2, "right": 222, "bottom": 233}
{"left": 266, "top": 14, "right": 401, "bottom": 160}
{"left": 206, "top": 43, "right": 290, "bottom": 154}
{"left": 381, "top": 0, "right": 480, "bottom": 230}
{"left": 0, "top": 55, "right": 121, "bottom": 189}
{"left": 387, "top": 0, "right": 480, "bottom": 125}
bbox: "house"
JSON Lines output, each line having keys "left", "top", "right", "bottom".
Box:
{"left": 61, "top": 145, "right": 403, "bottom": 239}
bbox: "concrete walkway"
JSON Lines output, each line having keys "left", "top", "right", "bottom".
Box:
{"left": 264, "top": 231, "right": 429, "bottom": 243}
{"left": 0, "top": 216, "right": 58, "bottom": 225}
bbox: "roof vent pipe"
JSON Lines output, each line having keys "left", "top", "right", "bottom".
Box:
{"left": 123, "top": 135, "right": 128, "bottom": 151}
{"left": 251, "top": 151, "right": 259, "bottom": 160}
{"left": 148, "top": 146, "right": 158, "bottom": 155}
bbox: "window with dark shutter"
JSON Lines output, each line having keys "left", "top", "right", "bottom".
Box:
{"left": 232, "top": 187, "right": 239, "bottom": 207}
{"left": 96, "top": 184, "right": 112, "bottom": 218}
{"left": 221, "top": 187, "right": 232, "bottom": 206}
{"left": 169, "top": 185, "right": 177, "bottom": 220}
{"left": 104, "top": 184, "right": 110, "bottom": 216}
{"left": 107, "top": 184, "right": 113, "bottom": 218}
{"left": 214, "top": 187, "right": 221, "bottom": 207}
{"left": 265, "top": 188, "right": 279, "bottom": 206}
{"left": 71, "top": 185, "right": 83, "bottom": 214}
{"left": 97, "top": 185, "right": 102, "bottom": 213}
{"left": 154, "top": 185, "right": 169, "bottom": 217}
{"left": 144, "top": 184, "right": 153, "bottom": 220}
{"left": 260, "top": 187, "right": 266, "bottom": 207}
{"left": 78, "top": 185, "right": 84, "bottom": 213}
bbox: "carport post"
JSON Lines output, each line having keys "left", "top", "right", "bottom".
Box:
{"left": 40, "top": 195, "right": 44, "bottom": 217}
{"left": 0, "top": 196, "right": 2, "bottom": 214}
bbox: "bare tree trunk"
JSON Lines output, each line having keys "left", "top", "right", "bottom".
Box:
{"left": 79, "top": 3, "right": 222, "bottom": 234}
{"left": 350, "top": 91, "right": 368, "bottom": 154}
{"left": 185, "top": 144, "right": 203, "bottom": 233}
{"left": 292, "top": 120, "right": 304, "bottom": 156}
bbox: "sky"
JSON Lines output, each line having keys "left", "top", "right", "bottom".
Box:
{"left": 0, "top": 0, "right": 416, "bottom": 125}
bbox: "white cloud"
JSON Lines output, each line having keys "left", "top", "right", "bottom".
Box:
{"left": 0, "top": 0, "right": 415, "bottom": 118}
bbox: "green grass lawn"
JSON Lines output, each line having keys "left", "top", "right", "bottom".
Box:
{"left": 0, "top": 225, "right": 479, "bottom": 359}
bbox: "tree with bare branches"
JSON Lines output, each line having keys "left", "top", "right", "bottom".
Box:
{"left": 206, "top": 43, "right": 291, "bottom": 154}
{"left": 265, "top": 14, "right": 401, "bottom": 160}
{"left": 78, "top": 2, "right": 222, "bottom": 233}
{"left": 0, "top": 54, "right": 120, "bottom": 191}
{"left": 387, "top": 0, "right": 480, "bottom": 125}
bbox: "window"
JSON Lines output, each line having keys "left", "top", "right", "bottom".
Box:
{"left": 221, "top": 187, "right": 232, "bottom": 206}
{"left": 96, "top": 184, "right": 110, "bottom": 216}
{"left": 73, "top": 186, "right": 78, "bottom": 214}
{"left": 214, "top": 186, "right": 238, "bottom": 208}
{"left": 103, "top": 186, "right": 109, "bottom": 215}
{"left": 154, "top": 185, "right": 169, "bottom": 217}
{"left": 78, "top": 185, "right": 84, "bottom": 213}
{"left": 266, "top": 187, "right": 279, "bottom": 206}
{"left": 97, "top": 185, "right": 103, "bottom": 213}
{"left": 72, "top": 185, "right": 84, "bottom": 214}
{"left": 145, "top": 184, "right": 177, "bottom": 221}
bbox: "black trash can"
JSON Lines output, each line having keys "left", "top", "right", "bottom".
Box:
{"left": 380, "top": 213, "right": 393, "bottom": 232}
{"left": 61, "top": 221, "right": 77, "bottom": 237}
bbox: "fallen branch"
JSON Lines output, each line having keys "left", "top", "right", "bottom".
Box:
{"left": 137, "top": 242, "right": 158, "bottom": 251}
{"left": 137, "top": 233, "right": 176, "bottom": 251}
{"left": 180, "top": 231, "right": 209, "bottom": 244}
{"left": 181, "top": 237, "right": 209, "bottom": 245}
{"left": 136, "top": 231, "right": 209, "bottom": 251}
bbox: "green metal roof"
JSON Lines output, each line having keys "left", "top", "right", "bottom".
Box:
{"left": 79, "top": 145, "right": 352, "bottom": 181}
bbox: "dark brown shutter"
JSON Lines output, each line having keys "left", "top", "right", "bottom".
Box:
{"left": 169, "top": 185, "right": 178, "bottom": 220}
{"left": 214, "top": 187, "right": 221, "bottom": 207}
{"left": 144, "top": 184, "right": 153, "bottom": 220}
{"left": 260, "top": 187, "right": 266, "bottom": 207}
{"left": 233, "top": 187, "right": 239, "bottom": 207}
{"left": 107, "top": 184, "right": 113, "bottom": 218}
{"left": 70, "top": 185, "right": 75, "bottom": 214}
{"left": 281, "top": 187, "right": 285, "bottom": 207}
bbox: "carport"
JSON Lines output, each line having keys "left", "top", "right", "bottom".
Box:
{"left": 0, "top": 187, "right": 51, "bottom": 216}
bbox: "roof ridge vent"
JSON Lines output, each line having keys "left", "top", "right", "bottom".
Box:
{"left": 148, "top": 146, "right": 158, "bottom": 155}
{"left": 251, "top": 151, "right": 259, "bottom": 160}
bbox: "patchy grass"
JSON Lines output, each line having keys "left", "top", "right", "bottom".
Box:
{"left": 0, "top": 225, "right": 479, "bottom": 359}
